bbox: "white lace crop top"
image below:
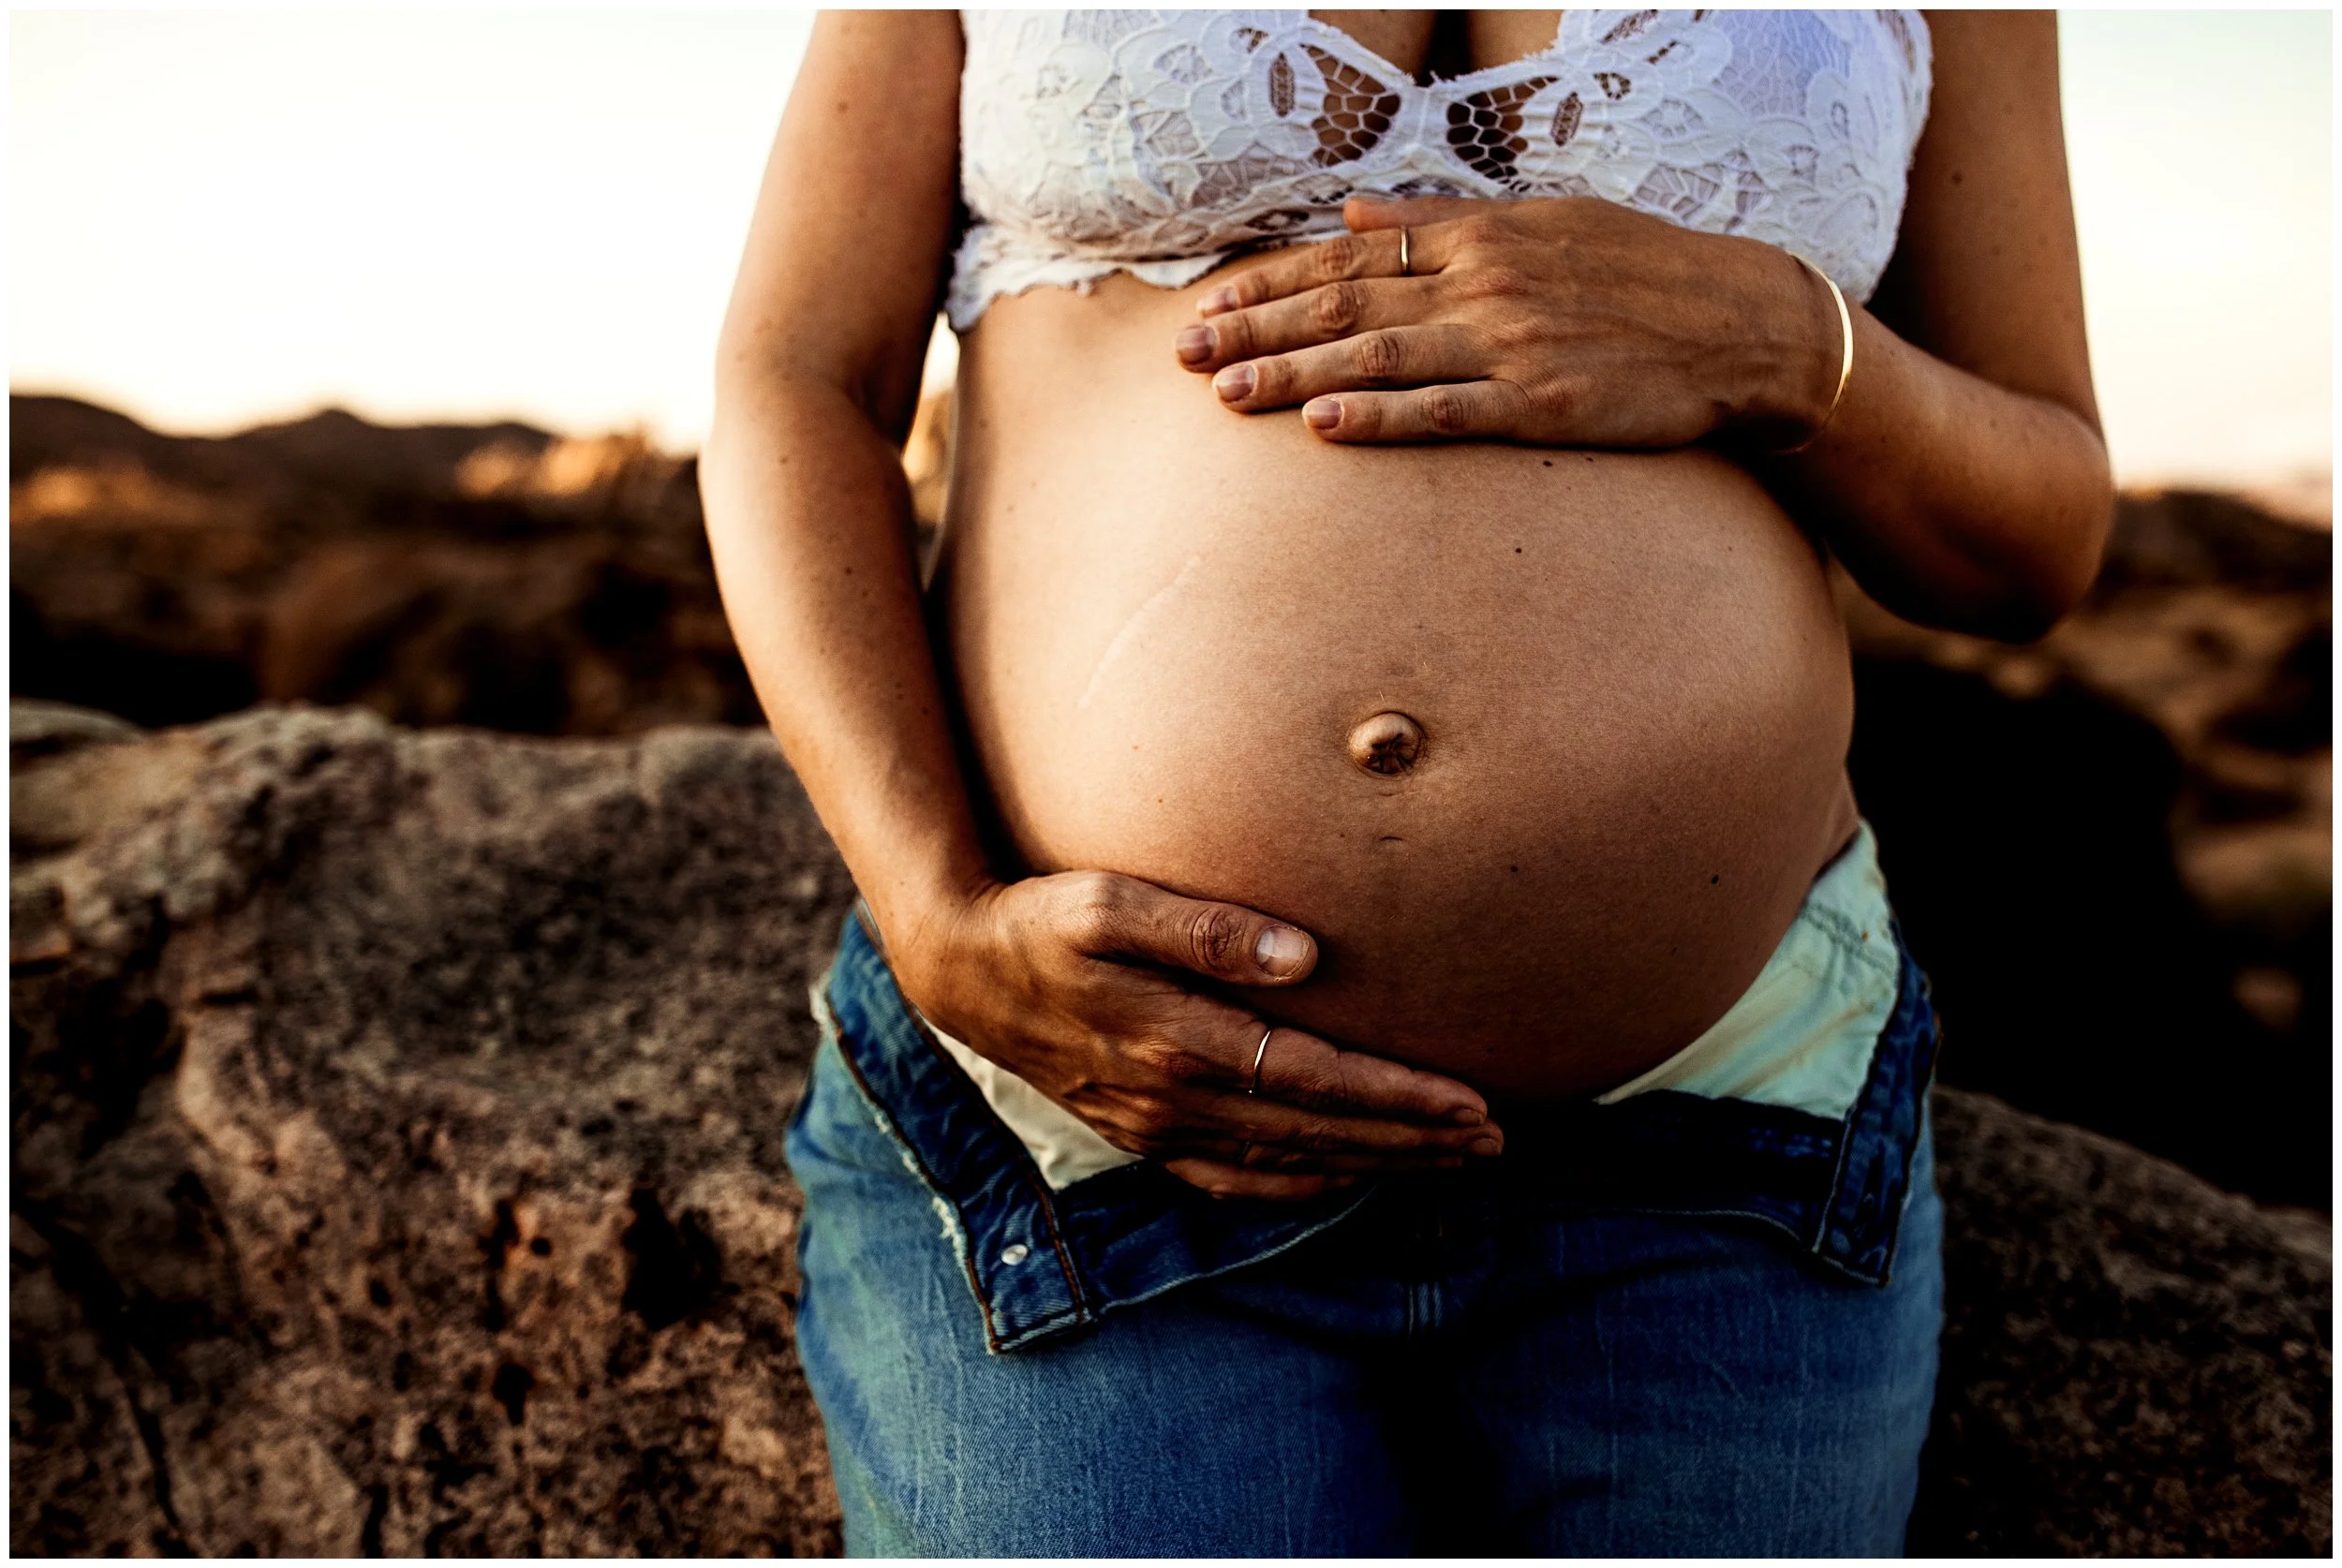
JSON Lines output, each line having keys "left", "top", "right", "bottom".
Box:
{"left": 949, "top": 9, "right": 1932, "bottom": 331}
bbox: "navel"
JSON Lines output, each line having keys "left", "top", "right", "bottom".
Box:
{"left": 1347, "top": 710, "right": 1425, "bottom": 776}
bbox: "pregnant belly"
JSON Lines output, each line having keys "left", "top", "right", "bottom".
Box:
{"left": 937, "top": 268, "right": 1858, "bottom": 1098}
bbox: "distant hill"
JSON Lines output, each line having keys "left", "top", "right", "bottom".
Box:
{"left": 10, "top": 393, "right": 560, "bottom": 500}
{"left": 10, "top": 393, "right": 744, "bottom": 736}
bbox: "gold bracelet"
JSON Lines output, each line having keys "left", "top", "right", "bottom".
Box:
{"left": 1773, "top": 253, "right": 1853, "bottom": 456}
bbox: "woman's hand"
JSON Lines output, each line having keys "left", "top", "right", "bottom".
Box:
{"left": 1174, "top": 194, "right": 1838, "bottom": 451}
{"left": 890, "top": 870, "right": 1505, "bottom": 1203}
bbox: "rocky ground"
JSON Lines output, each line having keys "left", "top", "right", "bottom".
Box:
{"left": 10, "top": 702, "right": 2332, "bottom": 1555}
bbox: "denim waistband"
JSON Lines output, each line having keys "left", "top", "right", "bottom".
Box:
{"left": 814, "top": 905, "right": 1942, "bottom": 1354}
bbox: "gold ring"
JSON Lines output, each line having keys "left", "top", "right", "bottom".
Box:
{"left": 1248, "top": 1028, "right": 1273, "bottom": 1095}
{"left": 1398, "top": 226, "right": 1413, "bottom": 277}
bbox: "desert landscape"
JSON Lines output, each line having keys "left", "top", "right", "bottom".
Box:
{"left": 10, "top": 392, "right": 2332, "bottom": 1552}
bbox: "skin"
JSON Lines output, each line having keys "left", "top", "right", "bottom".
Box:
{"left": 939, "top": 287, "right": 1859, "bottom": 1099}
{"left": 1182, "top": 12, "right": 2110, "bottom": 638}
{"left": 702, "top": 10, "right": 2110, "bottom": 1202}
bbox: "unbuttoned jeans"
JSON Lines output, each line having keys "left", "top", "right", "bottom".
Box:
{"left": 787, "top": 913, "right": 1944, "bottom": 1556}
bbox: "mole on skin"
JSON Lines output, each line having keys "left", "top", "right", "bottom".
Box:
{"left": 1348, "top": 711, "right": 1426, "bottom": 775}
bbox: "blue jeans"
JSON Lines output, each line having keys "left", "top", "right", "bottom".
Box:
{"left": 787, "top": 910, "right": 1944, "bottom": 1555}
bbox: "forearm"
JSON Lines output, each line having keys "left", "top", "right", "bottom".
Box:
{"left": 700, "top": 374, "right": 993, "bottom": 957}
{"left": 1755, "top": 7, "right": 2112, "bottom": 643}
{"left": 1752, "top": 280, "right": 2113, "bottom": 642}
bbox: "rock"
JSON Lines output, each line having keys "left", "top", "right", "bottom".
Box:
{"left": 9, "top": 703, "right": 2328, "bottom": 1555}
{"left": 1838, "top": 503, "right": 2331, "bottom": 1206}
{"left": 11, "top": 703, "right": 852, "bottom": 1554}
{"left": 1911, "top": 1089, "right": 2331, "bottom": 1556}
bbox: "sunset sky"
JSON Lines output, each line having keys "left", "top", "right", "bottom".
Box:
{"left": 9, "top": 7, "right": 2332, "bottom": 495}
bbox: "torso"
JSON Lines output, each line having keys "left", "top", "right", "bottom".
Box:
{"left": 934, "top": 9, "right": 1926, "bottom": 1097}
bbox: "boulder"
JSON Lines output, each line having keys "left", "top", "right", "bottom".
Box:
{"left": 11, "top": 703, "right": 850, "bottom": 1554}
{"left": 1913, "top": 1089, "right": 2331, "bottom": 1555}
{"left": 10, "top": 703, "right": 2331, "bottom": 1555}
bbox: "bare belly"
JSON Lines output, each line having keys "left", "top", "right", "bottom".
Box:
{"left": 935, "top": 259, "right": 1859, "bottom": 1098}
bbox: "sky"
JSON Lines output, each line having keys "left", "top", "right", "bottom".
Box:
{"left": 8, "top": 7, "right": 2334, "bottom": 494}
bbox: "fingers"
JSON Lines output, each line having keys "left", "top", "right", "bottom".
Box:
{"left": 1054, "top": 871, "right": 1317, "bottom": 985}
{"left": 1052, "top": 1010, "right": 1501, "bottom": 1165}
{"left": 1193, "top": 1085, "right": 1504, "bottom": 1157}
{"left": 1193, "top": 222, "right": 1462, "bottom": 318}
{"left": 1250, "top": 1027, "right": 1490, "bottom": 1126}
{"left": 1077, "top": 1018, "right": 1497, "bottom": 1149}
{"left": 1119, "top": 1111, "right": 1493, "bottom": 1174}
{"left": 1176, "top": 276, "right": 1436, "bottom": 372}
{"left": 1163, "top": 1103, "right": 1506, "bottom": 1203}
{"left": 1341, "top": 193, "right": 1490, "bottom": 232}
{"left": 1299, "top": 381, "right": 1536, "bottom": 444}
{"left": 1238, "top": 1141, "right": 1477, "bottom": 1175}
{"left": 1153, "top": 1013, "right": 1492, "bottom": 1132}
{"left": 1161, "top": 1157, "right": 1360, "bottom": 1203}
{"left": 1208, "top": 326, "right": 1485, "bottom": 411}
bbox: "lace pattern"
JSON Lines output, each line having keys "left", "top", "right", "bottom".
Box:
{"left": 950, "top": 9, "right": 1932, "bottom": 330}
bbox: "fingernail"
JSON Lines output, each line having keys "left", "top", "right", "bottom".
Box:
{"left": 1214, "top": 363, "right": 1255, "bottom": 402}
{"left": 1304, "top": 397, "right": 1341, "bottom": 430}
{"left": 1176, "top": 325, "right": 1213, "bottom": 365}
{"left": 1254, "top": 925, "right": 1310, "bottom": 977}
{"left": 1199, "top": 286, "right": 1238, "bottom": 316}
{"left": 1471, "top": 1135, "right": 1502, "bottom": 1157}
{"left": 1448, "top": 1106, "right": 1486, "bottom": 1128}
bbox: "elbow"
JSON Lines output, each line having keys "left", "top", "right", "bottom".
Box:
{"left": 712, "top": 308, "right": 925, "bottom": 444}
{"left": 1963, "top": 412, "right": 2116, "bottom": 643}
{"left": 1889, "top": 482, "right": 2113, "bottom": 643}
{"left": 702, "top": 335, "right": 852, "bottom": 481}
{"left": 710, "top": 323, "right": 793, "bottom": 423}
{"left": 699, "top": 335, "right": 806, "bottom": 534}
{"left": 700, "top": 345, "right": 768, "bottom": 499}
{"left": 1849, "top": 404, "right": 2115, "bottom": 643}
{"left": 1974, "top": 464, "right": 2117, "bottom": 643}
{"left": 1974, "top": 574, "right": 2085, "bottom": 644}
{"left": 704, "top": 339, "right": 764, "bottom": 483}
